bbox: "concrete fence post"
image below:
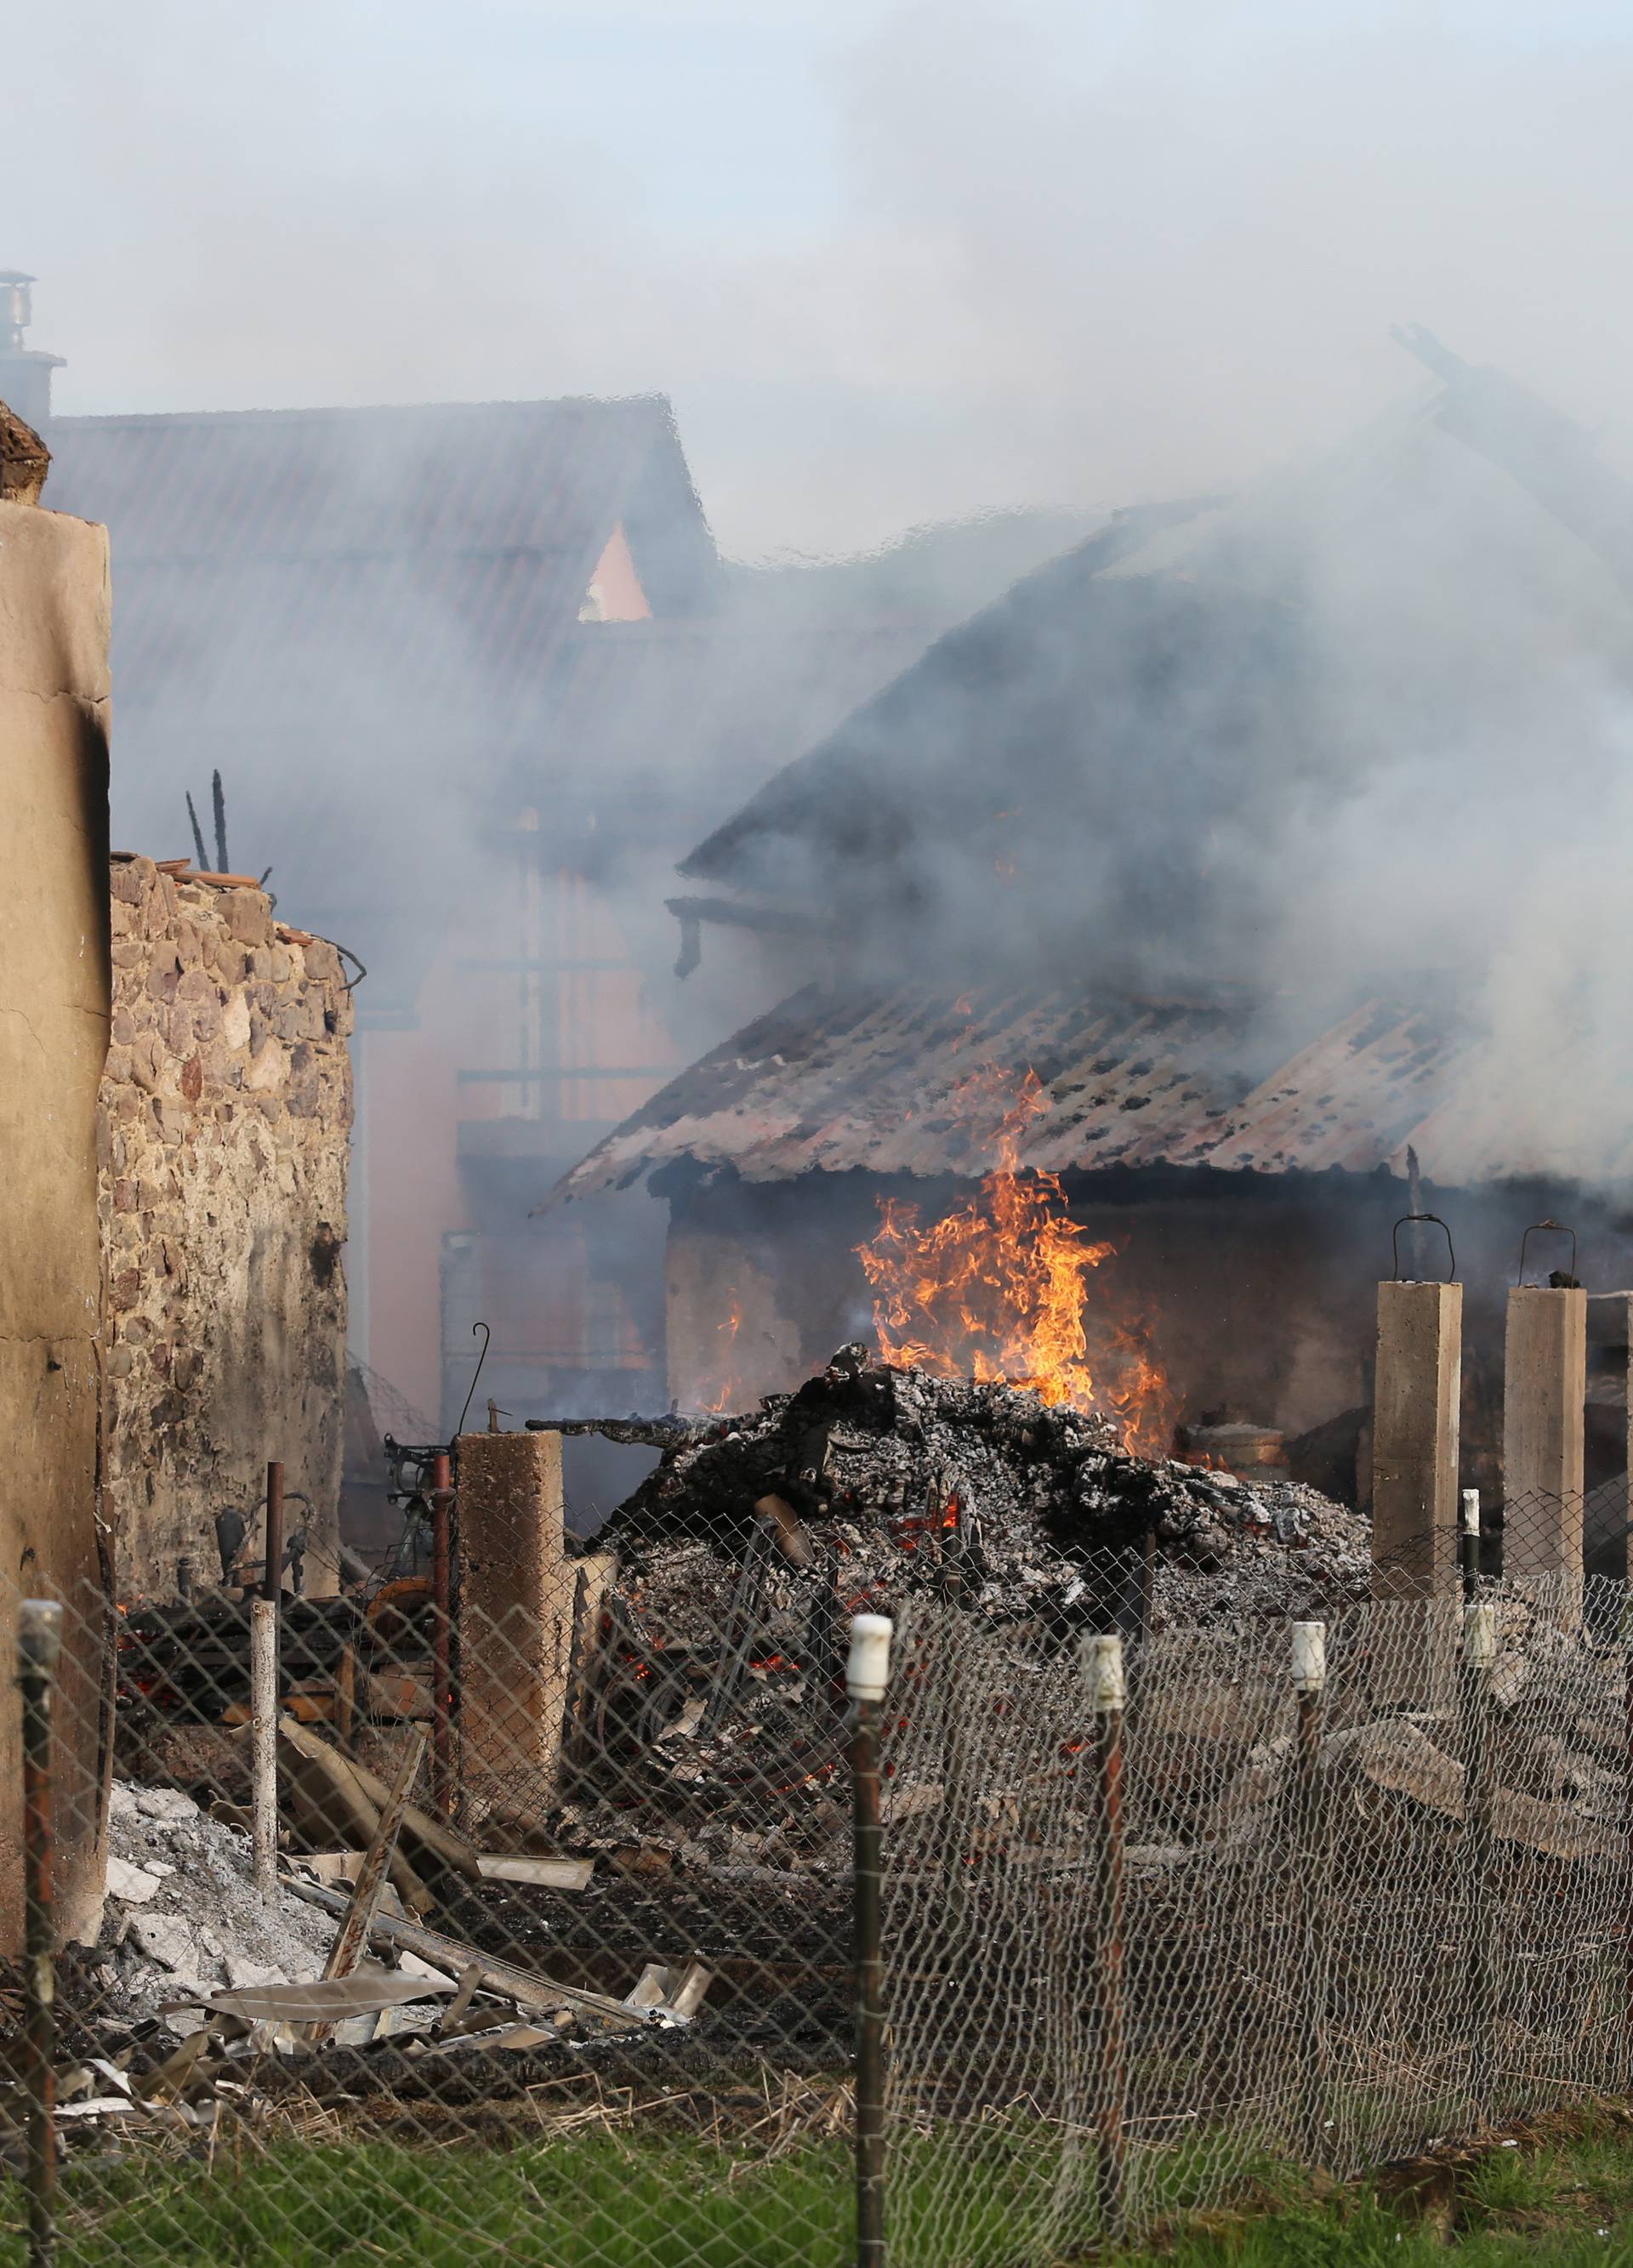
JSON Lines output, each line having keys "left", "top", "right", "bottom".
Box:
{"left": 455, "top": 1428, "right": 570, "bottom": 1825}
{"left": 1373, "top": 1279, "right": 1462, "bottom": 1707}
{"left": 1373, "top": 1280, "right": 1463, "bottom": 1600}
{"left": 1589, "top": 1295, "right": 1633, "bottom": 1583}
{"left": 1503, "top": 1286, "right": 1586, "bottom": 1617}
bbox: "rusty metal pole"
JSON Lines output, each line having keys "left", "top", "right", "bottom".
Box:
{"left": 430, "top": 1451, "right": 454, "bottom": 1820}
{"left": 263, "top": 1459, "right": 285, "bottom": 1605}
{"left": 848, "top": 1612, "right": 893, "bottom": 2268}
{"left": 1462, "top": 1599, "right": 1498, "bottom": 2115}
{"left": 1292, "top": 1622, "right": 1330, "bottom": 2163}
{"left": 18, "top": 1600, "right": 64, "bottom": 2268}
{"left": 1086, "top": 1633, "right": 1129, "bottom": 2245}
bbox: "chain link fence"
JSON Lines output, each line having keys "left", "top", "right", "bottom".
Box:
{"left": 0, "top": 1479, "right": 1630, "bottom": 2261}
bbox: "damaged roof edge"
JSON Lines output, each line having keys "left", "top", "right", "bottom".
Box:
{"left": 535, "top": 983, "right": 1477, "bottom": 1213}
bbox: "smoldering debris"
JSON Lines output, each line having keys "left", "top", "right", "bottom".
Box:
{"left": 598, "top": 1344, "right": 1371, "bottom": 1644}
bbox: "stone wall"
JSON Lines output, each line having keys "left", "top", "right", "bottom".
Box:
{"left": 0, "top": 487, "right": 112, "bottom": 1953}
{"left": 100, "top": 858, "right": 352, "bottom": 1596}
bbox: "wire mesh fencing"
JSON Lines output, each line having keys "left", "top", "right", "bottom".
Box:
{"left": 2, "top": 1504, "right": 1633, "bottom": 2261}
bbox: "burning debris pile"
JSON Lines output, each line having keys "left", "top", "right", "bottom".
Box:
{"left": 600, "top": 1345, "right": 1369, "bottom": 1651}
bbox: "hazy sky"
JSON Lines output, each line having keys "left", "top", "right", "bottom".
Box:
{"left": 11, "top": 1, "right": 1633, "bottom": 557}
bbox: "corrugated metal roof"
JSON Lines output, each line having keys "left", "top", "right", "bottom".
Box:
{"left": 549, "top": 983, "right": 1469, "bottom": 1202}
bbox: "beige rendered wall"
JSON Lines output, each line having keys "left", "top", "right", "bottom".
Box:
{"left": 0, "top": 492, "right": 112, "bottom": 1952}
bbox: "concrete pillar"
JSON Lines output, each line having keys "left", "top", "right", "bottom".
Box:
{"left": 456, "top": 1430, "right": 572, "bottom": 1827}
{"left": 1503, "top": 1287, "right": 1586, "bottom": 1605}
{"left": 1586, "top": 1293, "right": 1633, "bottom": 1581}
{"left": 1372, "top": 1280, "right": 1462, "bottom": 1600}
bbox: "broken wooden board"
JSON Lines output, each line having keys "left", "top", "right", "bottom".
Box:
{"left": 278, "top": 1715, "right": 476, "bottom": 1895}
{"left": 475, "top": 1853, "right": 594, "bottom": 1890}
{"left": 281, "top": 1874, "right": 671, "bottom": 2030}
{"left": 277, "top": 1718, "right": 435, "bottom": 1915}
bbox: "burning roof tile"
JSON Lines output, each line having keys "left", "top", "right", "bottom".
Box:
{"left": 546, "top": 984, "right": 1467, "bottom": 1202}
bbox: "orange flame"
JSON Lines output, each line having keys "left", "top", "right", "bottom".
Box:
{"left": 702, "top": 1289, "right": 745, "bottom": 1413}
{"left": 856, "top": 1061, "right": 1172, "bottom": 1454}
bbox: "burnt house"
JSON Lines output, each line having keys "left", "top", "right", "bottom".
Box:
{"left": 551, "top": 333, "right": 1633, "bottom": 1509}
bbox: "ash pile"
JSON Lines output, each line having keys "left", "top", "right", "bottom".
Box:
{"left": 99, "top": 1780, "right": 333, "bottom": 2026}
{"left": 600, "top": 1344, "right": 1370, "bottom": 1647}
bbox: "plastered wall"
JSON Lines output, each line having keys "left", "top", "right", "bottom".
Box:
{"left": 0, "top": 492, "right": 112, "bottom": 1949}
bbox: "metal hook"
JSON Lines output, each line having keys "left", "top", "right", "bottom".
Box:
{"left": 1391, "top": 1214, "right": 1456, "bottom": 1283}
{"left": 456, "top": 1322, "right": 492, "bottom": 1439}
{"left": 1516, "top": 1219, "right": 1579, "bottom": 1288}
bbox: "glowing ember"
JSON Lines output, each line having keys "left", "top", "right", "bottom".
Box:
{"left": 856, "top": 1060, "right": 1171, "bottom": 1453}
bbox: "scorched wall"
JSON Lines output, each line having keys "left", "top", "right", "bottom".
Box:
{"left": 100, "top": 857, "right": 352, "bottom": 1595}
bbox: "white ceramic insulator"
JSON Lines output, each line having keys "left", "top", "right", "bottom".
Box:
{"left": 1464, "top": 1600, "right": 1498, "bottom": 1668}
{"left": 846, "top": 1613, "right": 894, "bottom": 1701}
{"left": 1290, "top": 1621, "right": 1328, "bottom": 1695}
{"left": 1086, "top": 1634, "right": 1126, "bottom": 1714}
{"left": 1461, "top": 1488, "right": 1481, "bottom": 1536}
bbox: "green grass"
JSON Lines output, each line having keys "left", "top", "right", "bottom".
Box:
{"left": 11, "top": 2106, "right": 1633, "bottom": 2263}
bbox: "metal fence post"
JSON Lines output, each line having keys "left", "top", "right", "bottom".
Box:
{"left": 430, "top": 1450, "right": 454, "bottom": 1821}
{"left": 1462, "top": 1599, "right": 1498, "bottom": 2115}
{"left": 263, "top": 1458, "right": 285, "bottom": 1605}
{"left": 1086, "top": 1633, "right": 1129, "bottom": 2244}
{"left": 18, "top": 1600, "right": 64, "bottom": 2268}
{"left": 1291, "top": 1621, "right": 1330, "bottom": 2162}
{"left": 1623, "top": 1614, "right": 1633, "bottom": 2095}
{"left": 848, "top": 1612, "right": 893, "bottom": 2268}
{"left": 1460, "top": 1490, "right": 1481, "bottom": 1599}
{"left": 250, "top": 1598, "right": 279, "bottom": 1898}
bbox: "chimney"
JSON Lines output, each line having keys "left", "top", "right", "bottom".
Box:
{"left": 0, "top": 273, "right": 65, "bottom": 430}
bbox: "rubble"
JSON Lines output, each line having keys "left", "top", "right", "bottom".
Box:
{"left": 99, "top": 1778, "right": 334, "bottom": 2026}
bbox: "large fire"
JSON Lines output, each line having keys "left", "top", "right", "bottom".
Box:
{"left": 856, "top": 1062, "right": 1171, "bottom": 1454}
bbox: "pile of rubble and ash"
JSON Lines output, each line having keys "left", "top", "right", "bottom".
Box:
{"left": 598, "top": 1345, "right": 1370, "bottom": 1645}
{"left": 96, "top": 1780, "right": 334, "bottom": 2027}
